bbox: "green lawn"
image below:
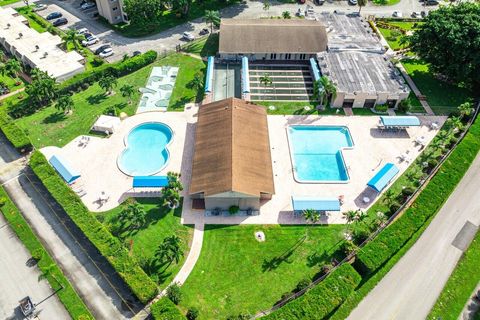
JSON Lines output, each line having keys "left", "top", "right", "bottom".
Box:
{"left": 377, "top": 21, "right": 420, "bottom": 50}
{"left": 256, "top": 101, "right": 345, "bottom": 116}
{"left": 0, "top": 0, "right": 20, "bottom": 6}
{"left": 182, "top": 33, "right": 219, "bottom": 57}
{"left": 428, "top": 229, "right": 480, "bottom": 320}
{"left": 372, "top": 0, "right": 401, "bottom": 6}
{"left": 402, "top": 58, "right": 471, "bottom": 114}
{"left": 14, "top": 53, "right": 204, "bottom": 148}
{"left": 0, "top": 74, "right": 25, "bottom": 92}
{"left": 16, "top": 6, "right": 48, "bottom": 33}
{"left": 179, "top": 224, "right": 345, "bottom": 319}
{"left": 97, "top": 198, "right": 194, "bottom": 289}
{"left": 109, "top": 0, "right": 240, "bottom": 38}
{"left": 377, "top": 27, "right": 407, "bottom": 50}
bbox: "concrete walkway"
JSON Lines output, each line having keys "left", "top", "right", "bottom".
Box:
{"left": 0, "top": 87, "right": 25, "bottom": 101}
{"left": 348, "top": 153, "right": 480, "bottom": 320}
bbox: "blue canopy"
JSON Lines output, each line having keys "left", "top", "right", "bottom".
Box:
{"left": 205, "top": 56, "right": 214, "bottom": 93}
{"left": 241, "top": 56, "right": 250, "bottom": 93}
{"left": 292, "top": 196, "right": 341, "bottom": 212}
{"left": 49, "top": 155, "right": 80, "bottom": 184}
{"left": 367, "top": 163, "right": 399, "bottom": 192}
{"left": 133, "top": 176, "right": 169, "bottom": 188}
{"left": 309, "top": 58, "right": 321, "bottom": 82}
{"left": 380, "top": 116, "right": 420, "bottom": 127}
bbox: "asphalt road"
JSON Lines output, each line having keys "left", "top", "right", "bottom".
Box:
{"left": 348, "top": 153, "right": 480, "bottom": 320}
{"left": 0, "top": 214, "right": 70, "bottom": 320}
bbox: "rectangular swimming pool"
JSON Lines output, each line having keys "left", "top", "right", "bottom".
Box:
{"left": 287, "top": 125, "right": 354, "bottom": 183}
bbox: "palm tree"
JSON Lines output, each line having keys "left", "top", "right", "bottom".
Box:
{"left": 282, "top": 11, "right": 291, "bottom": 19}
{"left": 5, "top": 59, "right": 22, "bottom": 80}
{"left": 447, "top": 116, "right": 464, "bottom": 132}
{"left": 204, "top": 10, "right": 220, "bottom": 33}
{"left": 314, "top": 76, "right": 337, "bottom": 108}
{"left": 342, "top": 210, "right": 358, "bottom": 231}
{"left": 25, "top": 69, "right": 58, "bottom": 107}
{"left": 161, "top": 172, "right": 183, "bottom": 209}
{"left": 303, "top": 209, "right": 320, "bottom": 238}
{"left": 61, "top": 29, "right": 85, "bottom": 50}
{"left": 457, "top": 102, "right": 474, "bottom": 119}
{"left": 382, "top": 189, "right": 396, "bottom": 207}
{"left": 155, "top": 235, "right": 184, "bottom": 268}
{"left": 259, "top": 73, "right": 272, "bottom": 101}
{"left": 188, "top": 72, "right": 203, "bottom": 92}
{"left": 38, "top": 264, "right": 56, "bottom": 282}
{"left": 98, "top": 75, "right": 117, "bottom": 95}
{"left": 357, "top": 0, "right": 367, "bottom": 14}
{"left": 118, "top": 201, "right": 147, "bottom": 232}
{"left": 55, "top": 94, "right": 74, "bottom": 114}
{"left": 120, "top": 84, "right": 135, "bottom": 104}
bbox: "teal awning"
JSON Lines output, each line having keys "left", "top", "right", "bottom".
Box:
{"left": 292, "top": 196, "right": 340, "bottom": 212}
{"left": 380, "top": 116, "right": 420, "bottom": 127}
{"left": 133, "top": 176, "right": 168, "bottom": 188}
{"left": 367, "top": 163, "right": 399, "bottom": 192}
{"left": 205, "top": 56, "right": 214, "bottom": 93}
{"left": 49, "top": 155, "right": 80, "bottom": 184}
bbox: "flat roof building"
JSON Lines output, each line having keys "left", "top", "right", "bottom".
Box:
{"left": 0, "top": 7, "right": 85, "bottom": 81}
{"left": 219, "top": 19, "right": 328, "bottom": 61}
{"left": 95, "top": 0, "right": 126, "bottom": 25}
{"left": 190, "top": 97, "right": 275, "bottom": 211}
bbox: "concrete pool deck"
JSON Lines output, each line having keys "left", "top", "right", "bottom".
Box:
{"left": 40, "top": 112, "right": 445, "bottom": 224}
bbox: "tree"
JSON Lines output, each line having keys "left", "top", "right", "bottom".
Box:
{"left": 282, "top": 11, "right": 291, "bottom": 19}
{"left": 303, "top": 209, "right": 320, "bottom": 238}
{"left": 155, "top": 235, "right": 184, "bottom": 268}
{"left": 342, "top": 210, "right": 359, "bottom": 232}
{"left": 173, "top": 0, "right": 192, "bottom": 17}
{"left": 188, "top": 72, "right": 203, "bottom": 92}
{"left": 313, "top": 76, "right": 337, "bottom": 107}
{"left": 120, "top": 84, "right": 135, "bottom": 104}
{"left": 263, "top": 0, "right": 270, "bottom": 14}
{"left": 259, "top": 73, "right": 272, "bottom": 101}
{"left": 357, "top": 0, "right": 367, "bottom": 14}
{"left": 166, "top": 283, "right": 183, "bottom": 305}
{"left": 98, "top": 75, "right": 117, "bottom": 95}
{"left": 204, "top": 10, "right": 220, "bottom": 33}
{"left": 447, "top": 116, "right": 464, "bottom": 132}
{"left": 62, "top": 29, "right": 85, "bottom": 50}
{"left": 55, "top": 94, "right": 74, "bottom": 114}
{"left": 161, "top": 172, "right": 183, "bottom": 209}
{"left": 409, "top": 3, "right": 480, "bottom": 90}
{"left": 25, "top": 69, "right": 58, "bottom": 107}
{"left": 382, "top": 189, "right": 396, "bottom": 206}
{"left": 38, "top": 264, "right": 55, "bottom": 282}
{"left": 123, "top": 0, "right": 165, "bottom": 24}
{"left": 4, "top": 59, "right": 22, "bottom": 80}
{"left": 458, "top": 101, "right": 474, "bottom": 119}
{"left": 0, "top": 50, "right": 5, "bottom": 62}
{"left": 118, "top": 201, "right": 147, "bottom": 232}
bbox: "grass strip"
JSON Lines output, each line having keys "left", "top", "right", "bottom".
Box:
{"left": 29, "top": 151, "right": 158, "bottom": 304}
{"left": 0, "top": 187, "right": 93, "bottom": 319}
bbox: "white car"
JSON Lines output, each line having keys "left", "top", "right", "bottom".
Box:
{"left": 182, "top": 32, "right": 194, "bottom": 41}
{"left": 99, "top": 48, "right": 114, "bottom": 58}
{"left": 77, "top": 28, "right": 89, "bottom": 35}
{"left": 82, "top": 36, "right": 99, "bottom": 46}
{"left": 392, "top": 11, "right": 403, "bottom": 18}
{"left": 32, "top": 4, "right": 48, "bottom": 12}
{"left": 81, "top": 2, "right": 96, "bottom": 10}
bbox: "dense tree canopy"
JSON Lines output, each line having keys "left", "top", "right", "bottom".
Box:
{"left": 409, "top": 3, "right": 480, "bottom": 90}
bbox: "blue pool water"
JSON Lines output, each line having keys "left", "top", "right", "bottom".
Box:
{"left": 288, "top": 126, "right": 354, "bottom": 182}
{"left": 117, "top": 122, "right": 173, "bottom": 176}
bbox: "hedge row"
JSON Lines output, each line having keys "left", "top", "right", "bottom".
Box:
{"left": 29, "top": 151, "right": 158, "bottom": 304}
{"left": 0, "top": 187, "right": 93, "bottom": 319}
{"left": 59, "top": 50, "right": 158, "bottom": 94}
{"left": 151, "top": 298, "right": 186, "bottom": 320}
{"left": 0, "top": 108, "right": 32, "bottom": 151}
{"left": 355, "top": 117, "right": 480, "bottom": 275}
{"left": 263, "top": 264, "right": 362, "bottom": 319}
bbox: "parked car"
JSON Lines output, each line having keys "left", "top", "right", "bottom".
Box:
{"left": 420, "top": 10, "right": 427, "bottom": 17}
{"left": 52, "top": 18, "right": 68, "bottom": 27}
{"left": 296, "top": 8, "right": 305, "bottom": 17}
{"left": 132, "top": 50, "right": 142, "bottom": 57}
{"left": 348, "top": 0, "right": 358, "bottom": 5}
{"left": 77, "top": 28, "right": 89, "bottom": 35}
{"left": 314, "top": 0, "right": 325, "bottom": 5}
{"left": 425, "top": 0, "right": 439, "bottom": 5}
{"left": 199, "top": 28, "right": 209, "bottom": 35}
{"left": 99, "top": 48, "right": 114, "bottom": 58}
{"left": 46, "top": 12, "right": 62, "bottom": 20}
{"left": 182, "top": 32, "right": 194, "bottom": 41}
{"left": 32, "top": 4, "right": 48, "bottom": 12}
{"left": 392, "top": 11, "right": 403, "bottom": 17}
{"left": 94, "top": 44, "right": 111, "bottom": 55}
{"left": 82, "top": 36, "right": 99, "bottom": 46}
{"left": 81, "top": 2, "right": 96, "bottom": 10}
{"left": 411, "top": 11, "right": 421, "bottom": 18}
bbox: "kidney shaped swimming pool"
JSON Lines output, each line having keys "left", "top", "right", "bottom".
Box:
{"left": 287, "top": 125, "right": 354, "bottom": 183}
{"left": 117, "top": 122, "right": 173, "bottom": 176}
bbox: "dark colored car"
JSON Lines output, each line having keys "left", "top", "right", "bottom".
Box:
{"left": 46, "top": 12, "right": 62, "bottom": 20}
{"left": 132, "top": 50, "right": 141, "bottom": 57}
{"left": 425, "top": 0, "right": 439, "bottom": 5}
{"left": 314, "top": 0, "right": 325, "bottom": 5}
{"left": 52, "top": 18, "right": 68, "bottom": 27}
{"left": 95, "top": 44, "right": 111, "bottom": 55}
{"left": 199, "top": 28, "right": 209, "bottom": 35}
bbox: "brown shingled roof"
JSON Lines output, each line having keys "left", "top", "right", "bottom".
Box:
{"left": 219, "top": 19, "right": 328, "bottom": 54}
{"left": 189, "top": 98, "right": 275, "bottom": 197}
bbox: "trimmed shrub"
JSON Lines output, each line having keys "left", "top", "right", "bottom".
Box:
{"left": 0, "top": 187, "right": 93, "bottom": 319}
{"left": 263, "top": 264, "right": 361, "bottom": 319}
{"left": 374, "top": 104, "right": 388, "bottom": 113}
{"left": 186, "top": 308, "right": 199, "bottom": 320}
{"left": 28, "top": 152, "right": 157, "bottom": 303}
{"left": 355, "top": 117, "right": 480, "bottom": 275}
{"left": 294, "top": 278, "right": 311, "bottom": 293}
{"left": 0, "top": 109, "right": 32, "bottom": 151}
{"left": 167, "top": 283, "right": 183, "bottom": 305}
{"left": 151, "top": 297, "right": 185, "bottom": 320}
{"left": 401, "top": 186, "right": 416, "bottom": 197}
{"left": 228, "top": 205, "right": 240, "bottom": 215}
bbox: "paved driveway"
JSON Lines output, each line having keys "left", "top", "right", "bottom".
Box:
{"left": 0, "top": 214, "right": 70, "bottom": 320}
{"left": 348, "top": 153, "right": 480, "bottom": 320}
